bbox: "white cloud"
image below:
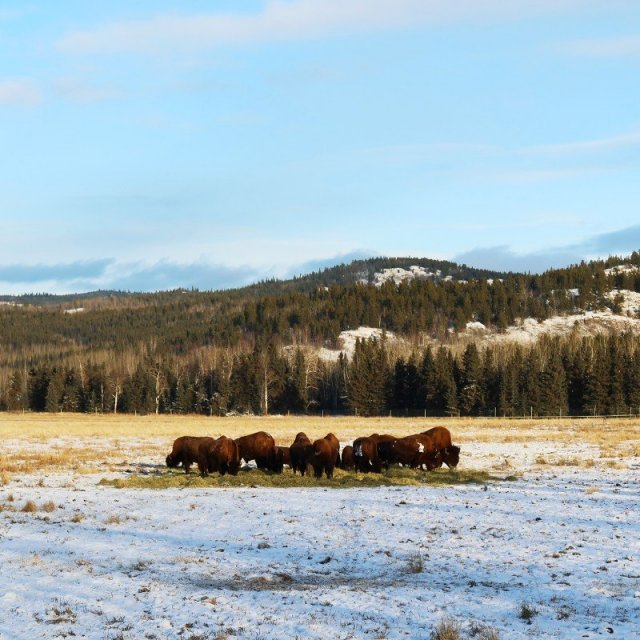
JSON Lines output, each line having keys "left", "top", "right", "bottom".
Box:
{"left": 56, "top": 0, "right": 617, "bottom": 55}
{"left": 0, "top": 79, "right": 42, "bottom": 106}
{"left": 523, "top": 131, "right": 640, "bottom": 155}
{"left": 562, "top": 35, "right": 640, "bottom": 58}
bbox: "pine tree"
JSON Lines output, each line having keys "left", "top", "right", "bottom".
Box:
{"left": 459, "top": 343, "right": 482, "bottom": 415}
{"left": 346, "top": 338, "right": 390, "bottom": 416}
{"left": 607, "top": 334, "right": 626, "bottom": 415}
{"left": 538, "top": 344, "right": 569, "bottom": 416}
{"left": 583, "top": 337, "right": 609, "bottom": 416}
{"left": 431, "top": 347, "right": 458, "bottom": 416}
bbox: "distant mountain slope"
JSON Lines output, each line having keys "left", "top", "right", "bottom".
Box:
{"left": 0, "top": 257, "right": 514, "bottom": 306}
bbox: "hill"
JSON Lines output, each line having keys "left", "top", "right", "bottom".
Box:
{"left": 1, "top": 252, "right": 640, "bottom": 417}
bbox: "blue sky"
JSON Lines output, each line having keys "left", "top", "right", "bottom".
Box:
{"left": 1, "top": 1, "right": 639, "bottom": 293}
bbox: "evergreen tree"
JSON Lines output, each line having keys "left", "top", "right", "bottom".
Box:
{"left": 538, "top": 344, "right": 569, "bottom": 416}
{"left": 459, "top": 343, "right": 482, "bottom": 415}
{"left": 607, "top": 335, "right": 626, "bottom": 415}
{"left": 583, "top": 337, "right": 609, "bottom": 416}
{"left": 346, "top": 338, "right": 390, "bottom": 416}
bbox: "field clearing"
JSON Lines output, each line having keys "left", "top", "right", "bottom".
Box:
{"left": 1, "top": 413, "right": 639, "bottom": 476}
{"left": 1, "top": 414, "right": 639, "bottom": 639}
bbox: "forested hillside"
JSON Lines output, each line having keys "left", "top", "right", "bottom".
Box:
{"left": 2, "top": 253, "right": 640, "bottom": 416}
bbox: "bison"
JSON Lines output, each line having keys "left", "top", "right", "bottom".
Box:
{"left": 352, "top": 436, "right": 382, "bottom": 473}
{"left": 198, "top": 436, "right": 241, "bottom": 477}
{"left": 378, "top": 434, "right": 441, "bottom": 471}
{"left": 311, "top": 436, "right": 338, "bottom": 479}
{"left": 166, "top": 436, "right": 215, "bottom": 474}
{"left": 234, "top": 431, "right": 279, "bottom": 472}
{"left": 340, "top": 444, "right": 354, "bottom": 470}
{"left": 289, "top": 432, "right": 314, "bottom": 475}
{"left": 421, "top": 426, "right": 460, "bottom": 469}
{"left": 323, "top": 432, "right": 341, "bottom": 468}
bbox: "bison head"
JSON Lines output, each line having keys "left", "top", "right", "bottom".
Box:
{"left": 270, "top": 448, "right": 284, "bottom": 474}
{"left": 444, "top": 446, "right": 460, "bottom": 469}
{"left": 166, "top": 453, "right": 178, "bottom": 468}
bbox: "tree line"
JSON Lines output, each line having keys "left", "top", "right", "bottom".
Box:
{"left": 3, "top": 332, "right": 640, "bottom": 417}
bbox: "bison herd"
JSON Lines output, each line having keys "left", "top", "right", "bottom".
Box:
{"left": 165, "top": 427, "right": 460, "bottom": 479}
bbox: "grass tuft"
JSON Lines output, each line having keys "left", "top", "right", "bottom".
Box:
{"left": 431, "top": 617, "right": 461, "bottom": 640}
{"left": 406, "top": 552, "right": 424, "bottom": 574}
{"left": 518, "top": 602, "right": 538, "bottom": 622}
{"left": 469, "top": 622, "right": 501, "bottom": 640}
{"left": 21, "top": 500, "right": 38, "bottom": 513}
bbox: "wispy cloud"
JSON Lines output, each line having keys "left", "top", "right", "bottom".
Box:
{"left": 455, "top": 224, "right": 640, "bottom": 274}
{"left": 56, "top": 0, "right": 616, "bottom": 55}
{"left": 0, "top": 259, "right": 113, "bottom": 284}
{"left": 523, "top": 131, "right": 640, "bottom": 155}
{"left": 562, "top": 35, "right": 640, "bottom": 58}
{"left": 0, "top": 258, "right": 260, "bottom": 294}
{"left": 53, "top": 78, "right": 121, "bottom": 104}
{"left": 109, "top": 260, "right": 261, "bottom": 292}
{"left": 0, "top": 79, "right": 42, "bottom": 106}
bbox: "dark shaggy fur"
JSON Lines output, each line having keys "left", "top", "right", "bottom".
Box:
{"left": 166, "top": 436, "right": 215, "bottom": 474}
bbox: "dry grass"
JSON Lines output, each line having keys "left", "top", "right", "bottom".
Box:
{"left": 42, "top": 500, "right": 56, "bottom": 512}
{"left": 0, "top": 448, "right": 106, "bottom": 474}
{"left": 0, "top": 470, "right": 9, "bottom": 485}
{"left": 584, "top": 486, "right": 599, "bottom": 495}
{"left": 518, "top": 602, "right": 538, "bottom": 621}
{"left": 105, "top": 514, "right": 124, "bottom": 525}
{"left": 21, "top": 500, "right": 38, "bottom": 513}
{"left": 2, "top": 413, "right": 639, "bottom": 444}
{"left": 406, "top": 552, "right": 424, "bottom": 574}
{"left": 431, "top": 617, "right": 461, "bottom": 640}
{"left": 100, "top": 467, "right": 504, "bottom": 490}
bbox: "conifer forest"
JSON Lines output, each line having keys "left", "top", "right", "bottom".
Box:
{"left": 2, "top": 254, "right": 640, "bottom": 418}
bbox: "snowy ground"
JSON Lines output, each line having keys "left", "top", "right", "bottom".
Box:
{"left": 1, "top": 436, "right": 639, "bottom": 640}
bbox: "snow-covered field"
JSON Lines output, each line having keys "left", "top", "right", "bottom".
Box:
{"left": 1, "top": 428, "right": 639, "bottom": 640}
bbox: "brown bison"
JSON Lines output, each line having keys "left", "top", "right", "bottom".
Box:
{"left": 378, "top": 434, "right": 441, "bottom": 471}
{"left": 198, "top": 436, "right": 241, "bottom": 477}
{"left": 340, "top": 444, "right": 354, "bottom": 470}
{"left": 166, "top": 436, "right": 215, "bottom": 474}
{"left": 421, "top": 427, "right": 460, "bottom": 468}
{"left": 352, "top": 437, "right": 382, "bottom": 473}
{"left": 234, "top": 431, "right": 279, "bottom": 472}
{"left": 311, "top": 436, "right": 338, "bottom": 479}
{"left": 289, "top": 432, "right": 314, "bottom": 475}
{"left": 324, "top": 432, "right": 341, "bottom": 468}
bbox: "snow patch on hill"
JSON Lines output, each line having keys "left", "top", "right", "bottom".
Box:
{"left": 466, "top": 321, "right": 487, "bottom": 332}
{"left": 361, "top": 266, "right": 455, "bottom": 287}
{"left": 476, "top": 309, "right": 640, "bottom": 346}
{"left": 604, "top": 264, "right": 640, "bottom": 276}
{"left": 606, "top": 289, "right": 640, "bottom": 316}
{"left": 319, "top": 326, "right": 398, "bottom": 361}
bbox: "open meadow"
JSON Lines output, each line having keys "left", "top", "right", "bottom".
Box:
{"left": 1, "top": 414, "right": 639, "bottom": 639}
